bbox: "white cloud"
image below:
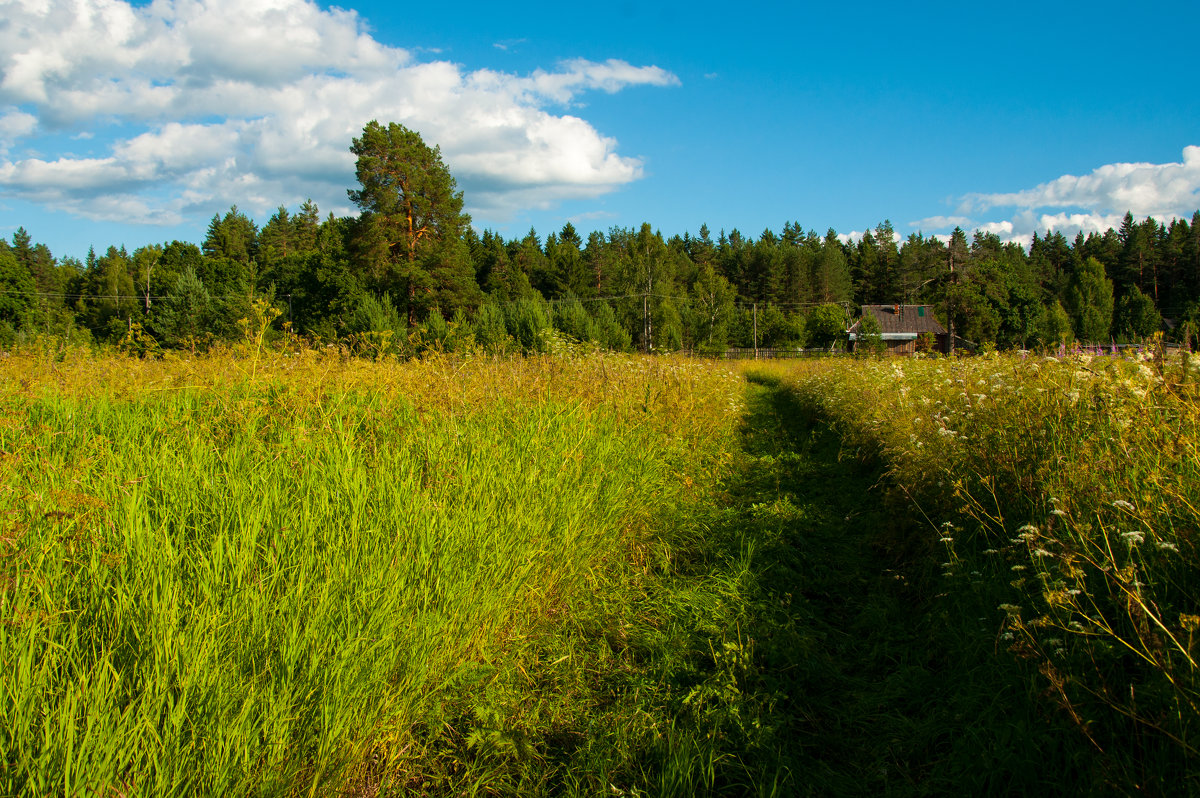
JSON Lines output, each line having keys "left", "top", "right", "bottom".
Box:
{"left": 909, "top": 215, "right": 972, "bottom": 231}
{"left": 568, "top": 209, "right": 618, "bottom": 225}
{"left": 0, "top": 107, "right": 37, "bottom": 153}
{"left": 911, "top": 147, "right": 1200, "bottom": 246}
{"left": 0, "top": 0, "right": 678, "bottom": 226}
{"left": 962, "top": 146, "right": 1200, "bottom": 219}
{"left": 976, "top": 219, "right": 1015, "bottom": 237}
{"left": 522, "top": 58, "right": 679, "bottom": 104}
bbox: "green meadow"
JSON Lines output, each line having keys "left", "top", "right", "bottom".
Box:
{"left": 2, "top": 344, "right": 1198, "bottom": 795}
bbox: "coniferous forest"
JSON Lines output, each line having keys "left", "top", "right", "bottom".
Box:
{"left": 3, "top": 121, "right": 1199, "bottom": 355}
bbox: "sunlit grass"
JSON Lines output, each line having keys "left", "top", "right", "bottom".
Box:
{"left": 12, "top": 340, "right": 1190, "bottom": 794}
{"left": 0, "top": 346, "right": 745, "bottom": 795}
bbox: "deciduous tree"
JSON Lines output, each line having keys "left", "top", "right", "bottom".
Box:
{"left": 1066, "top": 256, "right": 1114, "bottom": 342}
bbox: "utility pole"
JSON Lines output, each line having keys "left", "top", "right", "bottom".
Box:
{"left": 947, "top": 249, "right": 956, "bottom": 356}
{"left": 753, "top": 302, "right": 758, "bottom": 360}
{"left": 643, "top": 292, "right": 650, "bottom": 353}
{"left": 643, "top": 239, "right": 654, "bottom": 354}
{"left": 144, "top": 263, "right": 153, "bottom": 313}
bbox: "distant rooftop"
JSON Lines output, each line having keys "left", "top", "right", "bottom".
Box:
{"left": 849, "top": 304, "right": 947, "bottom": 336}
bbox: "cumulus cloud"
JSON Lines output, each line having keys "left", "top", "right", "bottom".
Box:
{"left": 962, "top": 146, "right": 1200, "bottom": 220}
{"left": 0, "top": 107, "right": 37, "bottom": 154}
{"left": 911, "top": 147, "right": 1200, "bottom": 245}
{"left": 909, "top": 215, "right": 973, "bottom": 231}
{"left": 0, "top": 0, "right": 678, "bottom": 226}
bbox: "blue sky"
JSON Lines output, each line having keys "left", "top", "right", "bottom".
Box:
{"left": 1, "top": 0, "right": 1197, "bottom": 262}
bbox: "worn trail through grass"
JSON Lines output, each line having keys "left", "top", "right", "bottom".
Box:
{"left": 716, "top": 372, "right": 1088, "bottom": 795}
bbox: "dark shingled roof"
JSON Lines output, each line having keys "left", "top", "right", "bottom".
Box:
{"left": 848, "top": 304, "right": 947, "bottom": 335}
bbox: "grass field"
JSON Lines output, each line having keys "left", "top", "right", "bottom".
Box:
{"left": 779, "top": 345, "right": 1200, "bottom": 792}
{"left": 0, "top": 347, "right": 750, "bottom": 795}
{"left": 3, "top": 343, "right": 1198, "bottom": 795}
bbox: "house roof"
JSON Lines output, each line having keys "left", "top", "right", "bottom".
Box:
{"left": 847, "top": 304, "right": 947, "bottom": 336}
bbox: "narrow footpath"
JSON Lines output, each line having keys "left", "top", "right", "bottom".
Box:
{"left": 680, "top": 373, "right": 1086, "bottom": 796}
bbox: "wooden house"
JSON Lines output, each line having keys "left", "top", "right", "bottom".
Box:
{"left": 846, "top": 304, "right": 949, "bottom": 355}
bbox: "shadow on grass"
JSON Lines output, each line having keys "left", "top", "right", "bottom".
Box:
{"left": 641, "top": 372, "right": 1100, "bottom": 796}
{"left": 394, "top": 374, "right": 1103, "bottom": 797}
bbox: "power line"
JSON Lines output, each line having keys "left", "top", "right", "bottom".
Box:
{"left": 0, "top": 288, "right": 284, "bottom": 301}
{"left": 0, "top": 285, "right": 854, "bottom": 316}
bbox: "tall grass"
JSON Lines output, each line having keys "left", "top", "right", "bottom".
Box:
{"left": 0, "top": 347, "right": 743, "bottom": 795}
{"left": 781, "top": 345, "right": 1200, "bottom": 788}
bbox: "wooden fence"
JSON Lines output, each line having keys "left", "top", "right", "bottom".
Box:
{"left": 717, "top": 347, "right": 846, "bottom": 360}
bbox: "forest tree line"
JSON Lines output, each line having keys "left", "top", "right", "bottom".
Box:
{"left": 2, "top": 122, "right": 1199, "bottom": 355}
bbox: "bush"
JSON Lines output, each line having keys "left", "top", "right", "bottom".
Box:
{"left": 471, "top": 299, "right": 513, "bottom": 354}
{"left": 807, "top": 303, "right": 848, "bottom": 349}
{"left": 589, "top": 302, "right": 632, "bottom": 352}
{"left": 855, "top": 311, "right": 885, "bottom": 355}
{"left": 504, "top": 297, "right": 553, "bottom": 353}
{"left": 553, "top": 298, "right": 598, "bottom": 344}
